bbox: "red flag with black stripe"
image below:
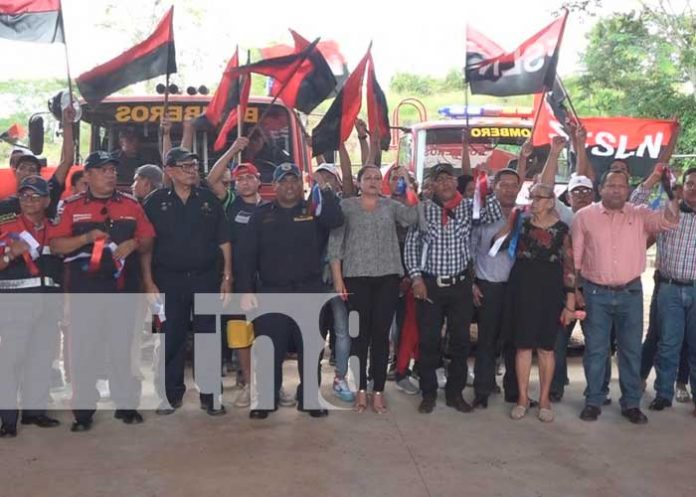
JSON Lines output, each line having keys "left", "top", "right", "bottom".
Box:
{"left": 0, "top": 0, "right": 64, "bottom": 43}
{"left": 76, "top": 7, "right": 177, "bottom": 105}
{"left": 197, "top": 48, "right": 245, "bottom": 129}
{"left": 212, "top": 72, "right": 251, "bottom": 151}
{"left": 465, "top": 11, "right": 568, "bottom": 96}
{"left": 311, "top": 49, "right": 370, "bottom": 157}
{"left": 366, "top": 53, "right": 390, "bottom": 151}
{"left": 263, "top": 30, "right": 336, "bottom": 114}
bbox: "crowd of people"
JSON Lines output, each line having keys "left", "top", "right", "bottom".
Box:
{"left": 0, "top": 111, "right": 694, "bottom": 439}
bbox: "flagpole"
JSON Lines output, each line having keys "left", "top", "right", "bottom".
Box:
{"left": 556, "top": 76, "right": 580, "bottom": 124}
{"left": 244, "top": 38, "right": 320, "bottom": 140}
{"left": 58, "top": 0, "right": 74, "bottom": 105}
{"left": 235, "top": 47, "right": 247, "bottom": 165}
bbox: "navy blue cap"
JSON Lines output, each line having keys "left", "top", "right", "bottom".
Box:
{"left": 18, "top": 175, "right": 49, "bottom": 196}
{"left": 84, "top": 151, "right": 119, "bottom": 170}
{"left": 273, "top": 162, "right": 301, "bottom": 182}
{"left": 165, "top": 147, "right": 199, "bottom": 167}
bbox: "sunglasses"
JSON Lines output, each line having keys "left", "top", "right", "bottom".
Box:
{"left": 172, "top": 161, "right": 198, "bottom": 171}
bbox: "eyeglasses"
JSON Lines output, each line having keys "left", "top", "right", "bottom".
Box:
{"left": 528, "top": 195, "right": 553, "bottom": 201}
{"left": 571, "top": 187, "right": 594, "bottom": 196}
{"left": 173, "top": 161, "right": 198, "bottom": 171}
{"left": 18, "top": 192, "right": 45, "bottom": 202}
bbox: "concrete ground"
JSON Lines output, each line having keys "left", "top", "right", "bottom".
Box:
{"left": 2, "top": 258, "right": 695, "bottom": 497}
{"left": 2, "top": 354, "right": 695, "bottom": 497}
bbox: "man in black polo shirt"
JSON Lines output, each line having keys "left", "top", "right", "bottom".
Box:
{"left": 0, "top": 106, "right": 75, "bottom": 222}
{"left": 142, "top": 147, "right": 232, "bottom": 416}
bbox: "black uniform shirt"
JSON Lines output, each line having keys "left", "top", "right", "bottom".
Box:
{"left": 235, "top": 189, "right": 343, "bottom": 292}
{"left": 144, "top": 187, "right": 230, "bottom": 273}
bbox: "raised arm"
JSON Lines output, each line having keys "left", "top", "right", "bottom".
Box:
{"left": 338, "top": 142, "right": 355, "bottom": 198}
{"left": 516, "top": 139, "right": 533, "bottom": 181}
{"left": 206, "top": 136, "right": 249, "bottom": 200}
{"left": 573, "top": 124, "right": 595, "bottom": 182}
{"left": 355, "top": 119, "right": 370, "bottom": 166}
{"left": 539, "top": 135, "right": 566, "bottom": 187}
{"left": 180, "top": 117, "right": 195, "bottom": 151}
{"left": 160, "top": 116, "right": 172, "bottom": 163}
{"left": 461, "top": 128, "right": 473, "bottom": 178}
{"left": 53, "top": 106, "right": 76, "bottom": 185}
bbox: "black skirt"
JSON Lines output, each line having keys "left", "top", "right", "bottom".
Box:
{"left": 503, "top": 258, "right": 564, "bottom": 350}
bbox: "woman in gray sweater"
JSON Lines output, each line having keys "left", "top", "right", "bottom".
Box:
{"left": 328, "top": 165, "right": 419, "bottom": 413}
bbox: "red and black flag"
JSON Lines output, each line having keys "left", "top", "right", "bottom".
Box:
{"left": 0, "top": 0, "right": 64, "bottom": 43}
{"left": 366, "top": 53, "right": 390, "bottom": 151}
{"left": 465, "top": 10, "right": 568, "bottom": 97}
{"left": 533, "top": 112, "right": 679, "bottom": 178}
{"left": 263, "top": 30, "right": 336, "bottom": 114}
{"left": 531, "top": 78, "right": 572, "bottom": 147}
{"left": 311, "top": 49, "right": 370, "bottom": 157}
{"left": 76, "top": 7, "right": 177, "bottom": 106}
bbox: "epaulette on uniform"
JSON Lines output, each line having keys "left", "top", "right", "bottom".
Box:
{"left": 0, "top": 211, "right": 17, "bottom": 225}
{"left": 116, "top": 191, "right": 140, "bottom": 204}
{"left": 63, "top": 192, "right": 87, "bottom": 204}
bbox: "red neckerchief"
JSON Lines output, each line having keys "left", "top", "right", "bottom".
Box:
{"left": 436, "top": 192, "right": 463, "bottom": 226}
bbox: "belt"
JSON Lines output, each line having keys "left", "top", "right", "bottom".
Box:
{"left": 586, "top": 277, "right": 641, "bottom": 292}
{"left": 423, "top": 272, "right": 467, "bottom": 288}
{"left": 0, "top": 276, "right": 59, "bottom": 290}
{"left": 658, "top": 273, "right": 696, "bottom": 287}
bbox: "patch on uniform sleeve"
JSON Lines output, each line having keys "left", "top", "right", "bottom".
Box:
{"left": 0, "top": 212, "right": 17, "bottom": 225}
{"left": 293, "top": 215, "right": 314, "bottom": 222}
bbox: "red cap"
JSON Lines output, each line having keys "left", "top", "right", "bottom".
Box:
{"left": 232, "top": 163, "right": 259, "bottom": 179}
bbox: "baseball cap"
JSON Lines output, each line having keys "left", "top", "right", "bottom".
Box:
{"left": 315, "top": 163, "right": 340, "bottom": 180}
{"left": 18, "top": 175, "right": 49, "bottom": 196}
{"left": 273, "top": 162, "right": 301, "bottom": 182}
{"left": 429, "top": 163, "right": 455, "bottom": 178}
{"left": 494, "top": 168, "right": 521, "bottom": 182}
{"left": 232, "top": 163, "right": 260, "bottom": 179}
{"left": 84, "top": 151, "right": 120, "bottom": 170}
{"left": 164, "top": 147, "right": 199, "bottom": 167}
{"left": 567, "top": 174, "right": 593, "bottom": 192}
{"left": 134, "top": 164, "right": 163, "bottom": 185}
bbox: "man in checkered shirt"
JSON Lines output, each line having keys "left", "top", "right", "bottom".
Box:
{"left": 632, "top": 167, "right": 696, "bottom": 415}
{"left": 404, "top": 163, "right": 502, "bottom": 414}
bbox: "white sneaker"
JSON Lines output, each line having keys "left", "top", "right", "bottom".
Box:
{"left": 395, "top": 376, "right": 420, "bottom": 395}
{"left": 278, "top": 387, "right": 297, "bottom": 407}
{"left": 96, "top": 379, "right": 110, "bottom": 399}
{"left": 436, "top": 368, "right": 447, "bottom": 389}
{"left": 234, "top": 384, "right": 251, "bottom": 408}
{"left": 467, "top": 369, "right": 475, "bottom": 387}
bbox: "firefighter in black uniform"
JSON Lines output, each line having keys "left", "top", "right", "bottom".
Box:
{"left": 237, "top": 163, "right": 344, "bottom": 419}
{"left": 142, "top": 147, "right": 232, "bottom": 416}
{"left": 0, "top": 176, "right": 63, "bottom": 438}
{"left": 51, "top": 151, "right": 155, "bottom": 432}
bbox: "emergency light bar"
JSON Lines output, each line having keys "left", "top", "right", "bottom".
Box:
{"left": 438, "top": 105, "right": 533, "bottom": 119}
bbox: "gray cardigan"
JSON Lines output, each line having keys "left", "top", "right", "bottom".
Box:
{"left": 328, "top": 196, "right": 419, "bottom": 278}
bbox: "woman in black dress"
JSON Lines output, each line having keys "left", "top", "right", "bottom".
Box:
{"left": 498, "top": 183, "right": 576, "bottom": 422}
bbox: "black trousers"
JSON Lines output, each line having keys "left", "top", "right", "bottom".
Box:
{"left": 416, "top": 276, "right": 474, "bottom": 400}
{"left": 155, "top": 268, "right": 218, "bottom": 406}
{"left": 345, "top": 275, "right": 401, "bottom": 391}
{"left": 474, "top": 280, "right": 517, "bottom": 398}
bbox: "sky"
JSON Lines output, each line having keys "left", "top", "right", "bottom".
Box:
{"left": 0, "top": 0, "right": 668, "bottom": 88}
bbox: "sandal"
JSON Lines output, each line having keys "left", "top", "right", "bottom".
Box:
{"left": 538, "top": 407, "right": 554, "bottom": 423}
{"left": 372, "top": 391, "right": 388, "bottom": 414}
{"left": 510, "top": 404, "right": 528, "bottom": 420}
{"left": 355, "top": 390, "right": 368, "bottom": 413}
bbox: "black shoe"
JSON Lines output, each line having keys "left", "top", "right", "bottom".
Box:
{"left": 155, "top": 399, "right": 182, "bottom": 416}
{"left": 21, "top": 414, "right": 60, "bottom": 428}
{"left": 0, "top": 423, "right": 17, "bottom": 438}
{"left": 202, "top": 404, "right": 227, "bottom": 416}
{"left": 418, "top": 397, "right": 436, "bottom": 414}
{"left": 472, "top": 395, "right": 488, "bottom": 409}
{"left": 580, "top": 405, "right": 601, "bottom": 422}
{"left": 493, "top": 384, "right": 502, "bottom": 394}
{"left": 622, "top": 407, "right": 648, "bottom": 424}
{"left": 549, "top": 392, "right": 563, "bottom": 403}
{"left": 603, "top": 397, "right": 613, "bottom": 406}
{"left": 114, "top": 410, "right": 144, "bottom": 424}
{"left": 70, "top": 419, "right": 93, "bottom": 432}
{"left": 445, "top": 396, "right": 473, "bottom": 413}
{"left": 249, "top": 409, "right": 269, "bottom": 419}
{"left": 307, "top": 409, "right": 329, "bottom": 418}
{"left": 648, "top": 398, "right": 672, "bottom": 411}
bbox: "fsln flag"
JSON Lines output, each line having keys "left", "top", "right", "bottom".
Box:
{"left": 531, "top": 77, "right": 572, "bottom": 146}
{"left": 197, "top": 47, "right": 243, "bottom": 129}
{"left": 76, "top": 7, "right": 177, "bottom": 106}
{"left": 366, "top": 53, "right": 391, "bottom": 151}
{"left": 311, "top": 48, "right": 370, "bottom": 157}
{"left": 0, "top": 0, "right": 64, "bottom": 43}
{"left": 466, "top": 10, "right": 568, "bottom": 97}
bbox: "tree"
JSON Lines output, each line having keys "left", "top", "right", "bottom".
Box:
{"left": 576, "top": 6, "right": 696, "bottom": 168}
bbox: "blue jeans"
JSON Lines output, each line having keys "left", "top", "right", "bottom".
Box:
{"left": 330, "top": 296, "right": 350, "bottom": 379}
{"left": 654, "top": 283, "right": 696, "bottom": 401}
{"left": 583, "top": 280, "right": 643, "bottom": 409}
{"left": 552, "top": 321, "right": 612, "bottom": 397}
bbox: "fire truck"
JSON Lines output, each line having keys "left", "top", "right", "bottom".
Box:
{"left": 391, "top": 99, "right": 571, "bottom": 197}
{"left": 0, "top": 92, "right": 314, "bottom": 199}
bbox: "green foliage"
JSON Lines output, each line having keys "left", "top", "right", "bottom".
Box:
{"left": 389, "top": 68, "right": 467, "bottom": 96}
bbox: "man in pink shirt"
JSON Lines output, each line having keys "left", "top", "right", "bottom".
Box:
{"left": 572, "top": 169, "right": 679, "bottom": 424}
